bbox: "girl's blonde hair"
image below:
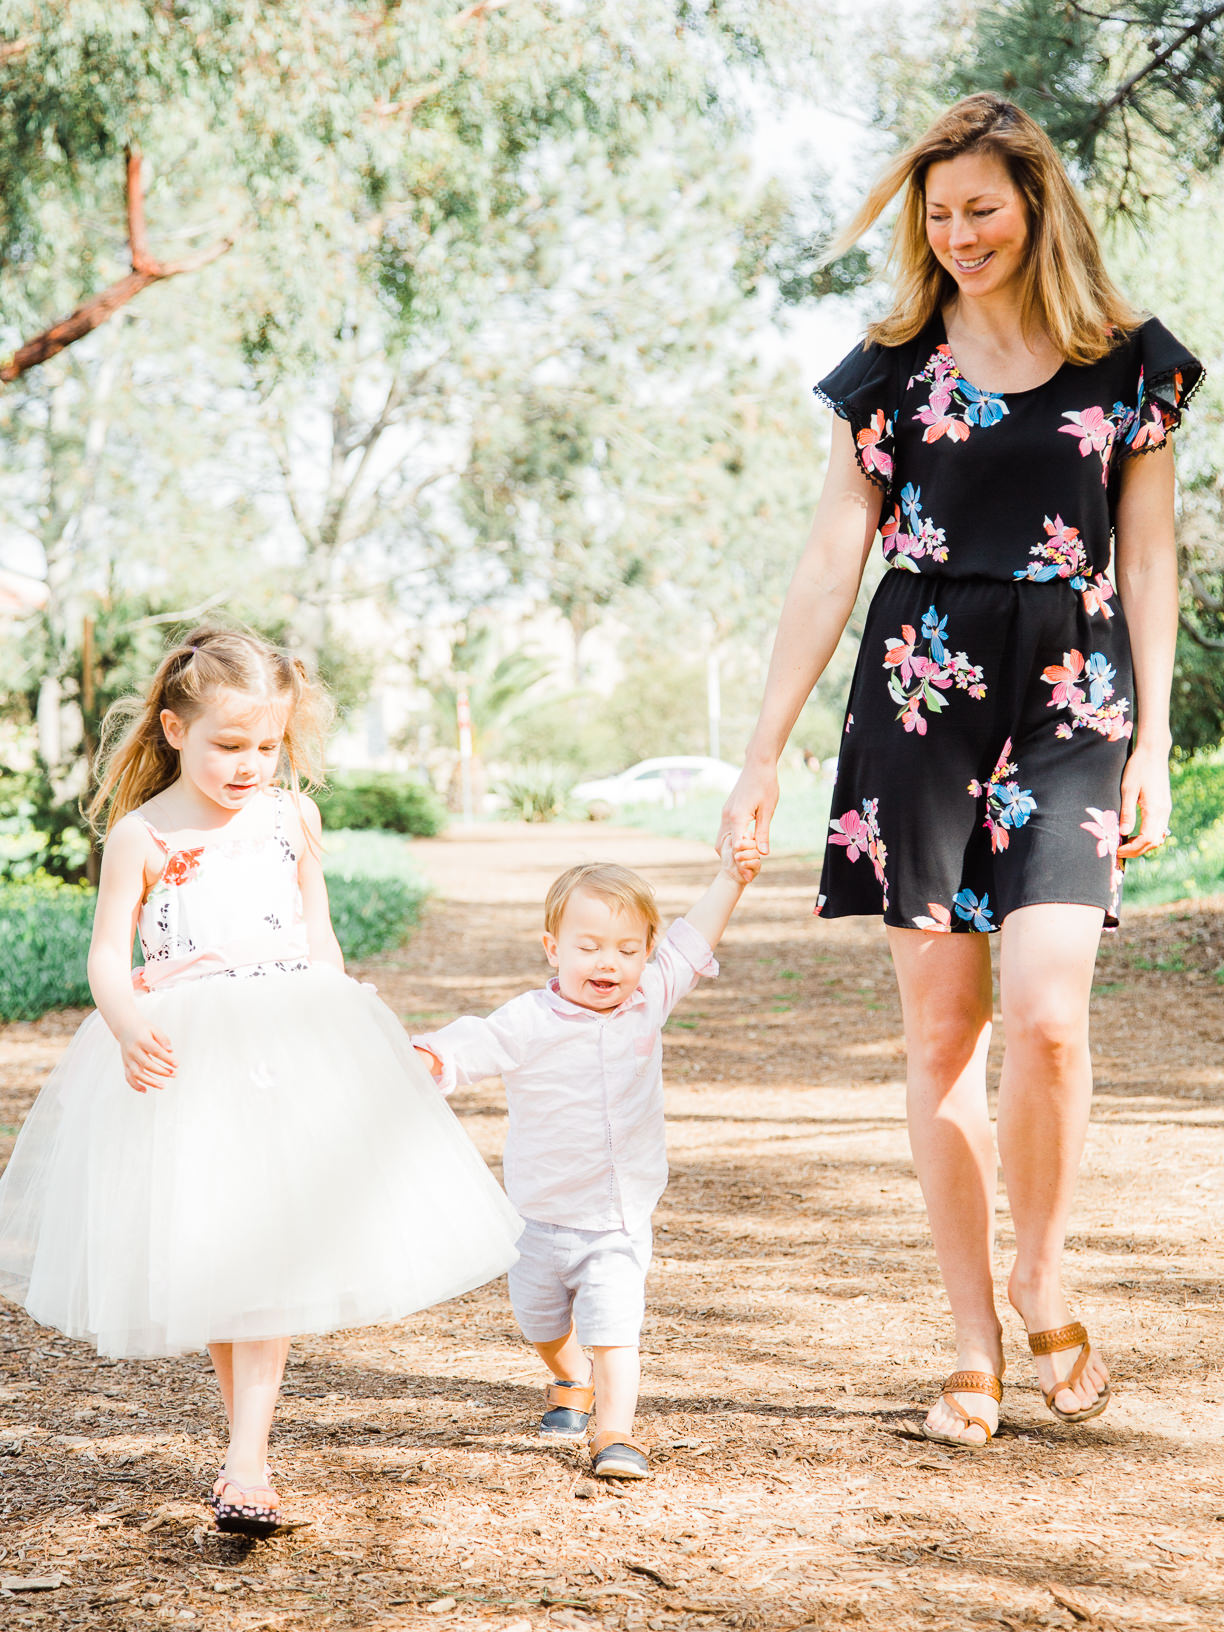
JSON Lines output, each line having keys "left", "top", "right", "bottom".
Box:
{"left": 544, "top": 863, "right": 660, "bottom": 950}
{"left": 830, "top": 92, "right": 1141, "bottom": 365}
{"left": 87, "top": 625, "right": 333, "bottom": 835}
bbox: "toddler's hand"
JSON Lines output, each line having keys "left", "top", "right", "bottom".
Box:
{"left": 118, "top": 1022, "right": 176, "bottom": 1094}
{"left": 721, "top": 833, "right": 762, "bottom": 884}
{"left": 413, "top": 1044, "right": 444, "bottom": 1080}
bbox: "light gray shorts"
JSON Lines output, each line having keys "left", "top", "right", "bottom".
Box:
{"left": 507, "top": 1217, "right": 653, "bottom": 1348}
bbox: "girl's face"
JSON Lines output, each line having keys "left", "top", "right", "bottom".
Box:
{"left": 924, "top": 149, "right": 1029, "bottom": 303}
{"left": 542, "top": 889, "right": 651, "bottom": 1012}
{"left": 161, "top": 689, "right": 288, "bottom": 813}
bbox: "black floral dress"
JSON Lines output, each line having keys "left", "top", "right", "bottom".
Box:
{"left": 814, "top": 314, "right": 1203, "bottom": 933}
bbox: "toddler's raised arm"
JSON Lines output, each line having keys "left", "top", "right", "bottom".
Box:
{"left": 682, "top": 834, "right": 761, "bottom": 953}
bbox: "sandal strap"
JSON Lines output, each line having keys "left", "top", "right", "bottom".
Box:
{"left": 546, "top": 1380, "right": 595, "bottom": 1412}
{"left": 941, "top": 1394, "right": 995, "bottom": 1441}
{"left": 1026, "top": 1320, "right": 1088, "bottom": 1357}
{"left": 942, "top": 1370, "right": 1003, "bottom": 1404}
{"left": 590, "top": 1430, "right": 647, "bottom": 1458}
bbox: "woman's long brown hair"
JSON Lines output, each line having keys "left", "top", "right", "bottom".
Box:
{"left": 828, "top": 93, "right": 1141, "bottom": 364}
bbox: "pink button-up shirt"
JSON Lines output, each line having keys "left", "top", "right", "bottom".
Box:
{"left": 414, "top": 918, "right": 718, "bottom": 1231}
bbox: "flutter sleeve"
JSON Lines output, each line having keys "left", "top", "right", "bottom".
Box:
{"left": 1120, "top": 317, "right": 1205, "bottom": 457}
{"left": 815, "top": 339, "right": 898, "bottom": 494}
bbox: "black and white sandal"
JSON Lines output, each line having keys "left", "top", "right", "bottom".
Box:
{"left": 210, "top": 1470, "right": 282, "bottom": 1538}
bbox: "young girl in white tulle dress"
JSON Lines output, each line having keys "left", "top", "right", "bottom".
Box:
{"left": 0, "top": 627, "right": 521, "bottom": 1535}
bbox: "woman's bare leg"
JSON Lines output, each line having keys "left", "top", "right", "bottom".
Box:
{"left": 998, "top": 903, "right": 1110, "bottom": 1415}
{"left": 887, "top": 926, "right": 1000, "bottom": 1443}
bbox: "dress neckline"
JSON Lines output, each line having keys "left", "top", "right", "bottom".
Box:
{"left": 140, "top": 788, "right": 285, "bottom": 853}
{"left": 934, "top": 312, "right": 1068, "bottom": 399}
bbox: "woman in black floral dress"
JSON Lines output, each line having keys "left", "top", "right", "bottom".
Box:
{"left": 721, "top": 94, "right": 1202, "bottom": 1447}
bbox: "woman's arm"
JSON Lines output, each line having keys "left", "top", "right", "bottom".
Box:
{"left": 87, "top": 817, "right": 177, "bottom": 1092}
{"left": 718, "top": 418, "right": 883, "bottom": 855}
{"left": 1113, "top": 442, "right": 1178, "bottom": 858}
{"left": 297, "top": 794, "right": 346, "bottom": 970}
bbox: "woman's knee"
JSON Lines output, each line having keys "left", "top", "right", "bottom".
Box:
{"left": 905, "top": 1004, "right": 991, "bottom": 1084}
{"left": 1002, "top": 990, "right": 1089, "bottom": 1061}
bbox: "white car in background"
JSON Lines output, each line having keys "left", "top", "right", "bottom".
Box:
{"left": 571, "top": 755, "right": 742, "bottom": 817}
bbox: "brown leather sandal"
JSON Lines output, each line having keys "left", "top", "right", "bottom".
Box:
{"left": 920, "top": 1370, "right": 1003, "bottom": 1450}
{"left": 1026, "top": 1321, "right": 1111, "bottom": 1423}
{"left": 590, "top": 1430, "right": 650, "bottom": 1480}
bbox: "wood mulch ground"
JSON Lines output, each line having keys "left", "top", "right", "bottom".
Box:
{"left": 2, "top": 822, "right": 1222, "bottom": 1632}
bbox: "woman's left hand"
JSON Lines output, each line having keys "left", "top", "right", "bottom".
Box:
{"left": 1117, "top": 742, "right": 1172, "bottom": 859}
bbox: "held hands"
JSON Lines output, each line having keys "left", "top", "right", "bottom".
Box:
{"left": 719, "top": 832, "right": 762, "bottom": 885}
{"left": 717, "top": 763, "right": 778, "bottom": 877}
{"left": 1117, "top": 744, "right": 1173, "bottom": 859}
{"left": 118, "top": 1021, "right": 176, "bottom": 1094}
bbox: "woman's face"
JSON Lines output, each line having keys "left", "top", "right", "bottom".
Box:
{"left": 924, "top": 149, "right": 1029, "bottom": 302}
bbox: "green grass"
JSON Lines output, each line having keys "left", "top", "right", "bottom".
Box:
{"left": 1125, "top": 755, "right": 1224, "bottom": 905}
{"left": 611, "top": 776, "right": 832, "bottom": 856}
{"left": 0, "top": 829, "right": 429, "bottom": 1022}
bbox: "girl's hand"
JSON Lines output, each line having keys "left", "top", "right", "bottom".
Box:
{"left": 1117, "top": 744, "right": 1173, "bottom": 859}
{"left": 117, "top": 1022, "right": 176, "bottom": 1094}
{"left": 718, "top": 763, "right": 779, "bottom": 863}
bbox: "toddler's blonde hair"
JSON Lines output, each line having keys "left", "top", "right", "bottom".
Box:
{"left": 544, "top": 863, "right": 660, "bottom": 949}
{"left": 87, "top": 625, "right": 333, "bottom": 835}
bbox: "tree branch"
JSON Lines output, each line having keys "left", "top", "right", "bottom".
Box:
{"left": 0, "top": 145, "right": 233, "bottom": 386}
{"left": 1084, "top": 4, "right": 1224, "bottom": 136}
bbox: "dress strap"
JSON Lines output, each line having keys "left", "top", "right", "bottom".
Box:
{"left": 137, "top": 815, "right": 169, "bottom": 856}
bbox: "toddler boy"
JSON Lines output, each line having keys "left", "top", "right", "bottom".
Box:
{"left": 414, "top": 841, "right": 757, "bottom": 1479}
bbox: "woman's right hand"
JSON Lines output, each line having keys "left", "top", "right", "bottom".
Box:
{"left": 117, "top": 1021, "right": 176, "bottom": 1094}
{"left": 718, "top": 761, "right": 780, "bottom": 864}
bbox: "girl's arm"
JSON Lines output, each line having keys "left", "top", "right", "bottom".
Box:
{"left": 1114, "top": 442, "right": 1178, "bottom": 858}
{"left": 297, "top": 794, "right": 345, "bottom": 971}
{"left": 87, "top": 817, "right": 176, "bottom": 1093}
{"left": 717, "top": 419, "right": 883, "bottom": 857}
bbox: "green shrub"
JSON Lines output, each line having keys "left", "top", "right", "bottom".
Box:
{"left": 0, "top": 832, "right": 429, "bottom": 1021}
{"left": 315, "top": 772, "right": 444, "bottom": 836}
{"left": 494, "top": 763, "right": 574, "bottom": 822}
{"left": 0, "top": 877, "right": 95, "bottom": 1022}
{"left": 1127, "top": 753, "right": 1224, "bottom": 904}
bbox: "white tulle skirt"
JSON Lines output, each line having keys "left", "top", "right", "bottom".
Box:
{"left": 0, "top": 966, "right": 521, "bottom": 1356}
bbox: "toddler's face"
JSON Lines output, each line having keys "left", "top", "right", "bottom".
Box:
{"left": 161, "top": 689, "right": 288, "bottom": 813}
{"left": 542, "top": 889, "right": 651, "bottom": 1012}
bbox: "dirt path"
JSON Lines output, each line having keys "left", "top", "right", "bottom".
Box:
{"left": 2, "top": 823, "right": 1223, "bottom": 1632}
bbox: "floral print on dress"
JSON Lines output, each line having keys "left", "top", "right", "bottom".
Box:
{"left": 1012, "top": 515, "right": 1117, "bottom": 619}
{"left": 856, "top": 410, "right": 894, "bottom": 483}
{"left": 912, "top": 902, "right": 952, "bottom": 933}
{"left": 827, "top": 797, "right": 888, "bottom": 907}
{"left": 1042, "top": 649, "right": 1133, "bottom": 741}
{"left": 908, "top": 345, "right": 1009, "bottom": 444}
{"left": 968, "top": 737, "right": 1036, "bottom": 854}
{"left": 953, "top": 888, "right": 996, "bottom": 931}
{"left": 884, "top": 605, "right": 987, "bottom": 733}
{"left": 881, "top": 483, "right": 949, "bottom": 572}
{"left": 1082, "top": 807, "right": 1124, "bottom": 918}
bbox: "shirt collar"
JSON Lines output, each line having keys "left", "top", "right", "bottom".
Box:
{"left": 542, "top": 975, "right": 648, "bottom": 1019}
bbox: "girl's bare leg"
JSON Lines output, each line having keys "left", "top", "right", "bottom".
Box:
{"left": 208, "top": 1342, "right": 235, "bottom": 1427}
{"left": 998, "top": 903, "right": 1110, "bottom": 1414}
{"left": 887, "top": 927, "right": 1000, "bottom": 1444}
{"left": 212, "top": 1337, "right": 290, "bottom": 1506}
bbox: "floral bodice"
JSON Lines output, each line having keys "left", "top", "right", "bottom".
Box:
{"left": 134, "top": 790, "right": 310, "bottom": 991}
{"left": 817, "top": 314, "right": 1203, "bottom": 602}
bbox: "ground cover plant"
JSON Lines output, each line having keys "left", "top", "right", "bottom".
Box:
{"left": 0, "top": 831, "right": 428, "bottom": 1022}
